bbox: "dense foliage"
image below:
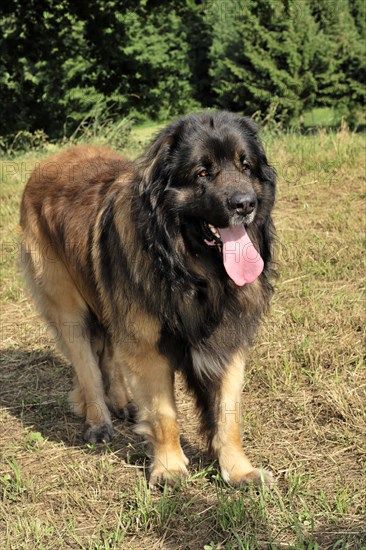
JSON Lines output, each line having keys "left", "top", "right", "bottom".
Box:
{"left": 0, "top": 0, "right": 364, "bottom": 139}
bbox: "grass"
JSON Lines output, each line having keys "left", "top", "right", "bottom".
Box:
{"left": 1, "top": 123, "right": 365, "bottom": 549}
{"left": 302, "top": 108, "right": 344, "bottom": 129}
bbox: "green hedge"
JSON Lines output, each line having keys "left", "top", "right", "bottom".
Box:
{"left": 0, "top": 0, "right": 364, "bottom": 140}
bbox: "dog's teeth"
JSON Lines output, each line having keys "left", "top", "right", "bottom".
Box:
{"left": 208, "top": 224, "right": 219, "bottom": 238}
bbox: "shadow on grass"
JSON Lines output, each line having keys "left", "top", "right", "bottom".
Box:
{"left": 1, "top": 347, "right": 86, "bottom": 442}
{"left": 4, "top": 349, "right": 364, "bottom": 549}
{"left": 0, "top": 347, "right": 207, "bottom": 468}
{"left": 0, "top": 347, "right": 276, "bottom": 548}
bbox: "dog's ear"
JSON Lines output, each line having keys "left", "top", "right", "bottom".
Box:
{"left": 237, "top": 116, "right": 259, "bottom": 136}
{"left": 237, "top": 116, "right": 276, "bottom": 187}
{"left": 136, "top": 120, "right": 186, "bottom": 194}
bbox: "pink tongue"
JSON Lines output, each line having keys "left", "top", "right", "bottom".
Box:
{"left": 218, "top": 225, "right": 264, "bottom": 286}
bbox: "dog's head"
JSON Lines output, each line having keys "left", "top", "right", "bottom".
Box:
{"left": 135, "top": 111, "right": 276, "bottom": 285}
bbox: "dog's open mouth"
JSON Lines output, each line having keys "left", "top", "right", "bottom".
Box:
{"left": 203, "top": 222, "right": 264, "bottom": 286}
{"left": 203, "top": 223, "right": 222, "bottom": 247}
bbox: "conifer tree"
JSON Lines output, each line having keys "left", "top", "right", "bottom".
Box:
{"left": 309, "top": 0, "right": 366, "bottom": 122}
{"left": 207, "top": 0, "right": 326, "bottom": 121}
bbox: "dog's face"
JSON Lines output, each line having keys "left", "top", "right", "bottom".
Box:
{"left": 137, "top": 112, "right": 275, "bottom": 279}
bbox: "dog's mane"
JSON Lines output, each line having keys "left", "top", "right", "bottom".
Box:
{"left": 97, "top": 113, "right": 276, "bottom": 349}
{"left": 132, "top": 113, "right": 275, "bottom": 279}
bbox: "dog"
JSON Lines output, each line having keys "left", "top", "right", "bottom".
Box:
{"left": 20, "top": 111, "right": 276, "bottom": 487}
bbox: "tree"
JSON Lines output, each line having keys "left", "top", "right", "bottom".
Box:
{"left": 309, "top": 0, "right": 366, "bottom": 122}
{"left": 207, "top": 0, "right": 326, "bottom": 121}
{"left": 0, "top": 0, "right": 364, "bottom": 139}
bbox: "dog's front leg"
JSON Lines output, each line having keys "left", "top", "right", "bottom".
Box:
{"left": 121, "top": 340, "right": 189, "bottom": 488}
{"left": 210, "top": 350, "right": 273, "bottom": 486}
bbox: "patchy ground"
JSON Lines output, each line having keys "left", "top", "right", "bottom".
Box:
{"left": 1, "top": 126, "right": 365, "bottom": 549}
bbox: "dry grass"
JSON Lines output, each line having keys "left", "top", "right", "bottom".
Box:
{"left": 1, "top": 126, "right": 365, "bottom": 549}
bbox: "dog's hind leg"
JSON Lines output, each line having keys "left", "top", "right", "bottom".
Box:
{"left": 21, "top": 237, "right": 112, "bottom": 443}
{"left": 99, "top": 341, "right": 134, "bottom": 421}
{"left": 61, "top": 320, "right": 113, "bottom": 443}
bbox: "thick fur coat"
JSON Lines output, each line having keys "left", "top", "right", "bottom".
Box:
{"left": 20, "top": 112, "right": 276, "bottom": 486}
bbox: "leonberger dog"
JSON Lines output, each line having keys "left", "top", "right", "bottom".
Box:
{"left": 20, "top": 111, "right": 276, "bottom": 487}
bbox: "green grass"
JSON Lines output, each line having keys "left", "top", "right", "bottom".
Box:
{"left": 1, "top": 124, "right": 365, "bottom": 549}
{"left": 300, "top": 107, "right": 364, "bottom": 129}
{"left": 303, "top": 107, "right": 343, "bottom": 128}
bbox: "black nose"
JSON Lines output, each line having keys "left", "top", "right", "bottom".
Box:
{"left": 228, "top": 192, "right": 257, "bottom": 216}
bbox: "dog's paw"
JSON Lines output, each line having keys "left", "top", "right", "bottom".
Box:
{"left": 149, "top": 454, "right": 189, "bottom": 490}
{"left": 237, "top": 468, "right": 274, "bottom": 486}
{"left": 149, "top": 464, "right": 189, "bottom": 490}
{"left": 83, "top": 423, "right": 113, "bottom": 444}
{"left": 222, "top": 466, "right": 274, "bottom": 486}
{"left": 112, "top": 402, "right": 138, "bottom": 423}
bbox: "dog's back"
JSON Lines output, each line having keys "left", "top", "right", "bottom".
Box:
{"left": 20, "top": 146, "right": 132, "bottom": 310}
{"left": 19, "top": 146, "right": 133, "bottom": 442}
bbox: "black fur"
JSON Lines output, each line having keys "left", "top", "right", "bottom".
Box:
{"left": 127, "top": 112, "right": 276, "bottom": 343}
{"left": 96, "top": 111, "right": 276, "bottom": 439}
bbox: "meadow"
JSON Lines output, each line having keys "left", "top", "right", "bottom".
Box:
{"left": 0, "top": 123, "right": 365, "bottom": 549}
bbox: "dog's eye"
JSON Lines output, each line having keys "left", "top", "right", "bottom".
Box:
{"left": 197, "top": 169, "right": 208, "bottom": 178}
{"left": 242, "top": 160, "right": 251, "bottom": 173}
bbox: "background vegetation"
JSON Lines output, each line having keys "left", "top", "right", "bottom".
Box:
{"left": 1, "top": 0, "right": 365, "bottom": 146}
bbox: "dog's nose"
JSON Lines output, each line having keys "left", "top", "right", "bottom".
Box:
{"left": 228, "top": 192, "right": 257, "bottom": 216}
